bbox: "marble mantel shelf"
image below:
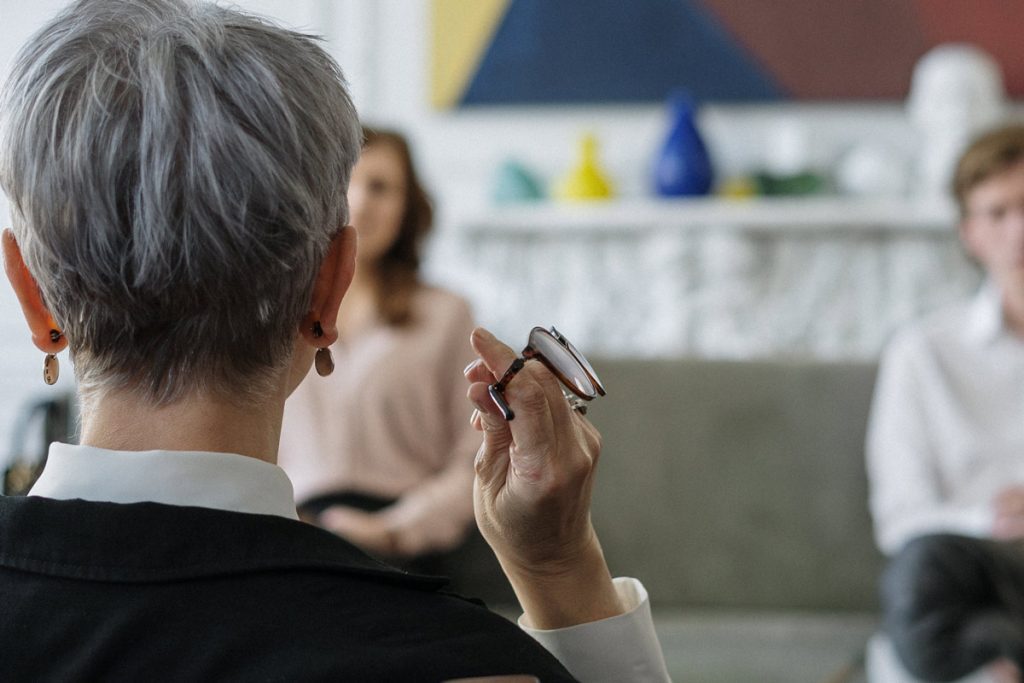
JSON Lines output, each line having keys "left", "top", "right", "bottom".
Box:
{"left": 433, "top": 196, "right": 976, "bottom": 360}
{"left": 458, "top": 196, "right": 958, "bottom": 235}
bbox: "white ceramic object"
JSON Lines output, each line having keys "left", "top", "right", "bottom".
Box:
{"left": 837, "top": 144, "right": 911, "bottom": 198}
{"left": 764, "top": 118, "right": 813, "bottom": 177}
{"left": 907, "top": 44, "right": 1006, "bottom": 197}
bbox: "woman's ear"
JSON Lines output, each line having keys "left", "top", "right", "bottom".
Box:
{"left": 299, "top": 225, "right": 357, "bottom": 347}
{"left": 2, "top": 229, "right": 66, "bottom": 353}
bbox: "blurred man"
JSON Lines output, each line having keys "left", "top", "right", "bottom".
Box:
{"left": 868, "top": 124, "right": 1024, "bottom": 682}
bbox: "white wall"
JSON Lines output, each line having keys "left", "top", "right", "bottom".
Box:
{"left": 0, "top": 0, "right": 936, "bottom": 461}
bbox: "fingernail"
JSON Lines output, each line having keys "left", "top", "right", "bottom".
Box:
{"left": 469, "top": 408, "right": 480, "bottom": 425}
{"left": 474, "top": 327, "right": 495, "bottom": 342}
{"left": 463, "top": 360, "right": 479, "bottom": 375}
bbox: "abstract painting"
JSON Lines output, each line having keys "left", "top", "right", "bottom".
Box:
{"left": 431, "top": 0, "right": 1024, "bottom": 106}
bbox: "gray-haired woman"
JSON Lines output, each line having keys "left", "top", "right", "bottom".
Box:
{"left": 0, "top": 0, "right": 669, "bottom": 681}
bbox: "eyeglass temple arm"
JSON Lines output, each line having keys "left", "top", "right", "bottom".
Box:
{"left": 488, "top": 385, "right": 515, "bottom": 421}
{"left": 488, "top": 356, "right": 527, "bottom": 421}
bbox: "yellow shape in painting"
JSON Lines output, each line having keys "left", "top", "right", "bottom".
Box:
{"left": 431, "top": 0, "right": 510, "bottom": 109}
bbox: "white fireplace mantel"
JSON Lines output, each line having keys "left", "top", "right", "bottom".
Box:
{"left": 430, "top": 197, "right": 979, "bottom": 361}
{"left": 457, "top": 196, "right": 958, "bottom": 235}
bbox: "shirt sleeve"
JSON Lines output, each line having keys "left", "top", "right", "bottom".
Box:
{"left": 866, "top": 330, "right": 992, "bottom": 556}
{"left": 519, "top": 577, "right": 672, "bottom": 683}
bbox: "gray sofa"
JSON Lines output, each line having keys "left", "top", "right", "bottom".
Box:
{"left": 576, "top": 358, "right": 886, "bottom": 678}
{"left": 585, "top": 358, "right": 884, "bottom": 613}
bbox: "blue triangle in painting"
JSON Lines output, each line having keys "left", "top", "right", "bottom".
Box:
{"left": 461, "top": 0, "right": 783, "bottom": 105}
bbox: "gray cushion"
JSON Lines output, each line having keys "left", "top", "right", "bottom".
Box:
{"left": 586, "top": 358, "right": 884, "bottom": 612}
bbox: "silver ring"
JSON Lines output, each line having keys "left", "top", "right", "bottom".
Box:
{"left": 566, "top": 395, "right": 588, "bottom": 415}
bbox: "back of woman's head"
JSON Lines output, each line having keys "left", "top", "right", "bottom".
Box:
{"left": 0, "top": 0, "right": 362, "bottom": 405}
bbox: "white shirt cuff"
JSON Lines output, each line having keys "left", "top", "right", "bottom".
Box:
{"left": 519, "top": 577, "right": 671, "bottom": 683}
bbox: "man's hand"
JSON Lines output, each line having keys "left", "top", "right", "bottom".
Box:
{"left": 464, "top": 327, "right": 624, "bottom": 629}
{"left": 992, "top": 485, "right": 1024, "bottom": 540}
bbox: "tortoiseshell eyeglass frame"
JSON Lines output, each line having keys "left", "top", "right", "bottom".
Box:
{"left": 487, "top": 326, "right": 606, "bottom": 421}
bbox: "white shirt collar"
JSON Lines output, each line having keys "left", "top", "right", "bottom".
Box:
{"left": 29, "top": 442, "right": 299, "bottom": 520}
{"left": 965, "top": 279, "right": 1005, "bottom": 345}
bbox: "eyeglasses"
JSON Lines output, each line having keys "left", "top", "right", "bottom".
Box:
{"left": 488, "top": 326, "right": 606, "bottom": 421}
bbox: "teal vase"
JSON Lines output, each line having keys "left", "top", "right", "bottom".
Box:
{"left": 492, "top": 159, "right": 544, "bottom": 204}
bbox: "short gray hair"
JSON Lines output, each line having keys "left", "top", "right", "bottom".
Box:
{"left": 0, "top": 0, "right": 361, "bottom": 405}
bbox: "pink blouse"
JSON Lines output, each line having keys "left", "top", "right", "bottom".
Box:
{"left": 278, "top": 286, "right": 481, "bottom": 555}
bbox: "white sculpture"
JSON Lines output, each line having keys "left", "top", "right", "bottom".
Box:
{"left": 908, "top": 44, "right": 1006, "bottom": 197}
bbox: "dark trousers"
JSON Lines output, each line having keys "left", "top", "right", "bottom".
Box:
{"left": 299, "top": 491, "right": 517, "bottom": 607}
{"left": 882, "top": 533, "right": 1024, "bottom": 681}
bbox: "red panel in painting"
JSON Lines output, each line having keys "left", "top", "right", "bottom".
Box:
{"left": 701, "top": 0, "right": 931, "bottom": 99}
{"left": 912, "top": 0, "right": 1024, "bottom": 96}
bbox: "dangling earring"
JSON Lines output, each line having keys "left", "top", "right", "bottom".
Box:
{"left": 312, "top": 321, "right": 334, "bottom": 377}
{"left": 43, "top": 329, "right": 61, "bottom": 385}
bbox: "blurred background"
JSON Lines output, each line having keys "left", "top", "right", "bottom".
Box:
{"left": 2, "top": 1, "right": 1020, "bottom": 680}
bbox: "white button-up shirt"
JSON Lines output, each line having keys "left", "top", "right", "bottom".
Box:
{"left": 29, "top": 442, "right": 670, "bottom": 682}
{"left": 867, "top": 282, "right": 1024, "bottom": 555}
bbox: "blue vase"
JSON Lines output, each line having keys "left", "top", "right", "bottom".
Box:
{"left": 653, "top": 91, "right": 713, "bottom": 196}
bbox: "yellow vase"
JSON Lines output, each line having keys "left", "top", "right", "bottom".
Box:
{"left": 555, "top": 134, "right": 614, "bottom": 201}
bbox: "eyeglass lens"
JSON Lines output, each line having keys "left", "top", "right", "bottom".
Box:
{"left": 551, "top": 327, "right": 606, "bottom": 397}
{"left": 527, "top": 328, "right": 596, "bottom": 398}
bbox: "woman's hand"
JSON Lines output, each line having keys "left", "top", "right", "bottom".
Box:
{"left": 317, "top": 506, "right": 398, "bottom": 557}
{"left": 464, "top": 327, "right": 624, "bottom": 629}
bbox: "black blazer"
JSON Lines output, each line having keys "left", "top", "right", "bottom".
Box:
{"left": 0, "top": 496, "right": 577, "bottom": 682}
